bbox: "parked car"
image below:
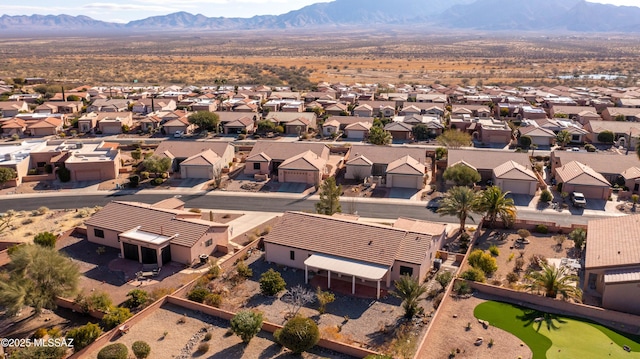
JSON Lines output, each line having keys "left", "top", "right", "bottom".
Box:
{"left": 571, "top": 192, "right": 587, "bottom": 208}
{"left": 173, "top": 130, "right": 184, "bottom": 138}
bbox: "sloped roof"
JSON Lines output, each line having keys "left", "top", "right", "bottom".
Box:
{"left": 621, "top": 166, "right": 640, "bottom": 180}
{"left": 223, "top": 117, "right": 253, "bottom": 128}
{"left": 384, "top": 121, "right": 413, "bottom": 132}
{"left": 180, "top": 149, "right": 220, "bottom": 166}
{"left": 278, "top": 150, "right": 325, "bottom": 171}
{"left": 346, "top": 155, "right": 373, "bottom": 166}
{"left": 323, "top": 119, "right": 341, "bottom": 128}
{"left": 345, "top": 121, "right": 372, "bottom": 131}
{"left": 393, "top": 217, "right": 447, "bottom": 237}
{"left": 386, "top": 155, "right": 425, "bottom": 175}
{"left": 519, "top": 125, "right": 556, "bottom": 138}
{"left": 448, "top": 149, "right": 530, "bottom": 171}
{"left": 246, "top": 151, "right": 271, "bottom": 162}
{"left": 155, "top": 140, "right": 231, "bottom": 160}
{"left": 27, "top": 117, "right": 62, "bottom": 129}
{"left": 552, "top": 151, "right": 640, "bottom": 175}
{"left": 349, "top": 144, "right": 426, "bottom": 165}
{"left": 248, "top": 141, "right": 329, "bottom": 162}
{"left": 556, "top": 161, "right": 611, "bottom": 186}
{"left": 493, "top": 160, "right": 537, "bottom": 181}
{"left": 586, "top": 215, "right": 640, "bottom": 269}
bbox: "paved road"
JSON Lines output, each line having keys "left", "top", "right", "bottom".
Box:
{"left": 0, "top": 190, "right": 618, "bottom": 226}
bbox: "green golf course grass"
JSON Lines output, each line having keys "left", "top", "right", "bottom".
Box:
{"left": 474, "top": 301, "right": 640, "bottom": 359}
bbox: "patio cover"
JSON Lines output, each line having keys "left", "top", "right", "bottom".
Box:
{"left": 304, "top": 254, "right": 388, "bottom": 281}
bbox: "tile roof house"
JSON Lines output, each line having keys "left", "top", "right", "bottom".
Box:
{"left": 357, "top": 100, "right": 396, "bottom": 117}
{"left": 550, "top": 151, "right": 640, "bottom": 184}
{"left": 555, "top": 161, "right": 611, "bottom": 200}
{"left": 27, "top": 117, "right": 63, "bottom": 137}
{"left": 244, "top": 141, "right": 330, "bottom": 184}
{"left": 1, "top": 118, "right": 27, "bottom": 137}
{"left": 518, "top": 123, "right": 556, "bottom": 147}
{"left": 216, "top": 112, "right": 258, "bottom": 135}
{"left": 345, "top": 145, "right": 426, "bottom": 189}
{"left": 265, "top": 112, "right": 317, "bottom": 135}
{"left": 0, "top": 101, "right": 28, "bottom": 118}
{"left": 154, "top": 140, "right": 234, "bottom": 177}
{"left": 621, "top": 167, "right": 640, "bottom": 194}
{"left": 584, "top": 215, "right": 640, "bottom": 315}
{"left": 87, "top": 98, "right": 130, "bottom": 113}
{"left": 264, "top": 212, "right": 446, "bottom": 299}
{"left": 384, "top": 121, "right": 413, "bottom": 141}
{"left": 162, "top": 115, "right": 195, "bottom": 136}
{"left": 344, "top": 121, "right": 373, "bottom": 140}
{"left": 85, "top": 200, "right": 230, "bottom": 267}
{"left": 492, "top": 160, "right": 538, "bottom": 196}
{"left": 585, "top": 119, "right": 640, "bottom": 148}
{"left": 448, "top": 149, "right": 531, "bottom": 183}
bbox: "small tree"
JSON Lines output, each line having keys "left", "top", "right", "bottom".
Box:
{"left": 79, "top": 291, "right": 113, "bottom": 313}
{"left": 460, "top": 268, "right": 486, "bottom": 282}
{"left": 66, "top": 322, "right": 102, "bottom": 352}
{"left": 540, "top": 189, "right": 553, "bottom": 203}
{"left": 597, "top": 130, "right": 615, "bottom": 144}
{"left": 519, "top": 135, "right": 532, "bottom": 148}
{"left": 0, "top": 167, "right": 17, "bottom": 188}
{"left": 315, "top": 177, "right": 342, "bottom": 215}
{"left": 412, "top": 124, "right": 431, "bottom": 140}
{"left": 97, "top": 343, "right": 128, "bottom": 359}
{"left": 435, "top": 147, "right": 448, "bottom": 160}
{"left": 467, "top": 249, "right": 498, "bottom": 275}
{"left": 125, "top": 289, "right": 149, "bottom": 309}
{"left": 392, "top": 275, "right": 427, "bottom": 318}
{"left": 33, "top": 231, "right": 57, "bottom": 248}
{"left": 259, "top": 269, "right": 286, "bottom": 296}
{"left": 367, "top": 126, "right": 392, "bottom": 145}
{"left": 188, "top": 111, "right": 220, "bottom": 132}
{"left": 143, "top": 156, "right": 171, "bottom": 178}
{"left": 236, "top": 260, "right": 253, "bottom": 278}
{"left": 282, "top": 285, "right": 315, "bottom": 318}
{"left": 131, "top": 341, "right": 151, "bottom": 359}
{"left": 554, "top": 235, "right": 566, "bottom": 248}
{"left": 230, "top": 310, "right": 263, "bottom": 343}
{"left": 316, "top": 287, "right": 335, "bottom": 314}
{"left": 435, "top": 271, "right": 453, "bottom": 289}
{"left": 442, "top": 164, "right": 481, "bottom": 186}
{"left": 436, "top": 130, "right": 472, "bottom": 148}
{"left": 274, "top": 316, "right": 320, "bottom": 354}
{"left": 569, "top": 228, "right": 587, "bottom": 252}
{"left": 102, "top": 306, "right": 133, "bottom": 330}
{"left": 187, "top": 286, "right": 209, "bottom": 303}
{"left": 517, "top": 229, "right": 531, "bottom": 240}
{"left": 556, "top": 130, "right": 571, "bottom": 148}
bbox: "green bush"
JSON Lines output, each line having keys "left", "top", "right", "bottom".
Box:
{"left": 197, "top": 343, "right": 210, "bottom": 353}
{"left": 187, "top": 287, "right": 209, "bottom": 303}
{"left": 102, "top": 307, "right": 133, "bottom": 330}
{"left": 259, "top": 269, "right": 286, "bottom": 296}
{"left": 274, "top": 316, "right": 320, "bottom": 354}
{"left": 97, "top": 343, "right": 128, "bottom": 359}
{"left": 460, "top": 268, "right": 486, "bottom": 282}
{"left": 467, "top": 249, "right": 498, "bottom": 275}
{"left": 152, "top": 178, "right": 164, "bottom": 185}
{"left": 454, "top": 280, "right": 472, "bottom": 295}
{"left": 584, "top": 143, "right": 596, "bottom": 152}
{"left": 488, "top": 245, "right": 500, "bottom": 257}
{"left": 129, "top": 174, "right": 140, "bottom": 187}
{"left": 364, "top": 355, "right": 394, "bottom": 359}
{"left": 66, "top": 322, "right": 102, "bottom": 352}
{"left": 540, "top": 189, "right": 552, "bottom": 202}
{"left": 125, "top": 289, "right": 149, "bottom": 309}
{"left": 534, "top": 224, "right": 548, "bottom": 234}
{"left": 236, "top": 259, "right": 253, "bottom": 278}
{"left": 57, "top": 166, "right": 71, "bottom": 182}
{"left": 506, "top": 272, "right": 519, "bottom": 284}
{"left": 204, "top": 293, "right": 222, "bottom": 307}
{"left": 33, "top": 231, "right": 57, "bottom": 248}
{"left": 131, "top": 341, "right": 151, "bottom": 359}
{"left": 230, "top": 310, "right": 263, "bottom": 343}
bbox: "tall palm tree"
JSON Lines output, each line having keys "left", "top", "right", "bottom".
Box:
{"left": 521, "top": 263, "right": 582, "bottom": 301}
{"left": 437, "top": 186, "right": 480, "bottom": 232}
{"left": 556, "top": 130, "right": 571, "bottom": 149}
{"left": 475, "top": 186, "right": 517, "bottom": 228}
{"left": 392, "top": 275, "right": 427, "bottom": 318}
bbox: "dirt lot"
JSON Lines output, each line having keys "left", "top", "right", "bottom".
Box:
{"left": 421, "top": 293, "right": 533, "bottom": 359}
{"left": 0, "top": 208, "right": 97, "bottom": 243}
{"left": 84, "top": 302, "right": 356, "bottom": 359}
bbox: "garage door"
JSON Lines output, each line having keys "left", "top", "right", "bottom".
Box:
{"left": 531, "top": 136, "right": 549, "bottom": 146}
{"left": 75, "top": 170, "right": 102, "bottom": 181}
{"left": 489, "top": 135, "right": 509, "bottom": 144}
{"left": 502, "top": 180, "right": 532, "bottom": 195}
{"left": 575, "top": 186, "right": 608, "bottom": 199}
{"left": 391, "top": 175, "right": 419, "bottom": 189}
{"left": 281, "top": 170, "right": 308, "bottom": 184}
{"left": 347, "top": 130, "right": 365, "bottom": 139}
{"left": 184, "top": 166, "right": 211, "bottom": 179}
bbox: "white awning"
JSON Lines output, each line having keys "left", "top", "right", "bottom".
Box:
{"left": 304, "top": 254, "right": 388, "bottom": 281}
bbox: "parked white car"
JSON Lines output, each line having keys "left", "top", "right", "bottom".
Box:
{"left": 173, "top": 130, "right": 184, "bottom": 138}
{"left": 571, "top": 192, "right": 587, "bottom": 208}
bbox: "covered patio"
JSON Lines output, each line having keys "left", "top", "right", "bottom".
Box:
{"left": 304, "top": 254, "right": 389, "bottom": 299}
{"left": 118, "top": 227, "right": 174, "bottom": 267}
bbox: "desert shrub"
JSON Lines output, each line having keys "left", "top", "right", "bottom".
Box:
{"left": 540, "top": 189, "right": 552, "bottom": 202}
{"left": 316, "top": 287, "right": 335, "bottom": 314}
{"left": 66, "top": 323, "right": 102, "bottom": 352}
{"left": 102, "top": 307, "right": 132, "bottom": 330}
{"left": 467, "top": 249, "right": 498, "bottom": 275}
{"left": 517, "top": 229, "right": 531, "bottom": 239}
{"left": 432, "top": 292, "right": 445, "bottom": 309}
{"left": 33, "top": 328, "right": 48, "bottom": 339}
{"left": 460, "top": 268, "right": 486, "bottom": 282}
{"left": 97, "top": 343, "right": 128, "bottom": 359}
{"left": 37, "top": 206, "right": 48, "bottom": 215}
{"left": 152, "top": 178, "right": 164, "bottom": 186}
{"left": 364, "top": 355, "right": 394, "bottom": 359}
{"left": 131, "top": 341, "right": 151, "bottom": 359}
{"left": 506, "top": 272, "right": 519, "bottom": 284}
{"left": 236, "top": 260, "right": 253, "bottom": 278}
{"left": 488, "top": 245, "right": 500, "bottom": 257}
{"left": 33, "top": 231, "right": 57, "bottom": 248}
{"left": 529, "top": 254, "right": 548, "bottom": 270}
{"left": 274, "top": 316, "right": 320, "bottom": 354}
{"left": 129, "top": 174, "right": 139, "bottom": 187}
{"left": 585, "top": 144, "right": 596, "bottom": 152}
{"left": 125, "top": 289, "right": 149, "bottom": 309}
{"left": 208, "top": 264, "right": 222, "bottom": 279}
{"left": 48, "top": 327, "right": 62, "bottom": 338}
{"left": 230, "top": 310, "right": 263, "bottom": 343}
{"left": 435, "top": 271, "right": 454, "bottom": 289}
{"left": 259, "top": 268, "right": 286, "bottom": 296}
{"left": 204, "top": 293, "right": 222, "bottom": 307}
{"left": 149, "top": 287, "right": 174, "bottom": 301}
{"left": 187, "top": 287, "right": 209, "bottom": 303}
{"left": 197, "top": 343, "right": 210, "bottom": 354}
{"left": 203, "top": 332, "right": 212, "bottom": 341}
{"left": 427, "top": 288, "right": 440, "bottom": 299}
{"left": 454, "top": 280, "right": 472, "bottom": 295}
{"left": 189, "top": 208, "right": 201, "bottom": 213}
{"left": 534, "top": 224, "right": 548, "bottom": 234}
{"left": 140, "top": 171, "right": 150, "bottom": 179}
{"left": 514, "top": 257, "right": 525, "bottom": 272}
{"left": 57, "top": 166, "right": 71, "bottom": 182}
{"left": 77, "top": 292, "right": 113, "bottom": 313}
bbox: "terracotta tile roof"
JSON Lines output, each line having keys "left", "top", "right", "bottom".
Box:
{"left": 181, "top": 149, "right": 220, "bottom": 166}
{"left": 265, "top": 111, "right": 316, "bottom": 124}
{"left": 155, "top": 140, "right": 231, "bottom": 160}
{"left": 323, "top": 119, "right": 340, "bottom": 128}
{"left": 519, "top": 126, "right": 555, "bottom": 137}
{"left": 386, "top": 155, "right": 425, "bottom": 175}
{"left": 586, "top": 215, "right": 640, "bottom": 269}
{"left": 384, "top": 122, "right": 413, "bottom": 132}
{"left": 224, "top": 117, "right": 253, "bottom": 128}
{"left": 265, "top": 212, "right": 433, "bottom": 266}
{"left": 493, "top": 160, "right": 537, "bottom": 180}
{"left": 279, "top": 150, "right": 325, "bottom": 171}
{"left": 349, "top": 144, "right": 426, "bottom": 165}
{"left": 27, "top": 117, "right": 62, "bottom": 129}
{"left": 248, "top": 141, "right": 329, "bottom": 161}
{"left": 448, "top": 149, "right": 530, "bottom": 171}
{"left": 556, "top": 161, "right": 610, "bottom": 186}
{"left": 552, "top": 151, "right": 640, "bottom": 176}
{"left": 85, "top": 201, "right": 227, "bottom": 248}
{"left": 1, "top": 118, "right": 26, "bottom": 128}
{"left": 246, "top": 151, "right": 271, "bottom": 162}
{"left": 215, "top": 112, "right": 256, "bottom": 124}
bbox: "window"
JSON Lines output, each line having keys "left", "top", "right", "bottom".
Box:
{"left": 290, "top": 250, "right": 295, "bottom": 260}
{"left": 399, "top": 266, "right": 413, "bottom": 277}
{"left": 94, "top": 228, "right": 104, "bottom": 238}
{"left": 205, "top": 239, "right": 213, "bottom": 247}
{"left": 572, "top": 134, "right": 580, "bottom": 141}
{"left": 253, "top": 163, "right": 261, "bottom": 170}
{"left": 36, "top": 162, "right": 46, "bottom": 168}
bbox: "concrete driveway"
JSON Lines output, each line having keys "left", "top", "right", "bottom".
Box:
{"left": 507, "top": 193, "right": 534, "bottom": 207}
{"left": 277, "top": 182, "right": 309, "bottom": 193}
{"left": 389, "top": 188, "right": 420, "bottom": 199}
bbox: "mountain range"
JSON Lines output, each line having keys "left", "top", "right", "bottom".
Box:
{"left": 1, "top": 0, "right": 640, "bottom": 34}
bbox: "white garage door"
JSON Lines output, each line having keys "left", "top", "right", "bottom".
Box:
{"left": 184, "top": 166, "right": 211, "bottom": 179}
{"left": 281, "top": 170, "right": 308, "bottom": 184}
{"left": 391, "top": 175, "right": 419, "bottom": 189}
{"left": 75, "top": 170, "right": 101, "bottom": 181}
{"left": 502, "top": 180, "right": 532, "bottom": 195}
{"left": 575, "top": 186, "right": 607, "bottom": 199}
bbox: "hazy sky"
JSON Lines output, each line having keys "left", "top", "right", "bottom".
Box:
{"left": 0, "top": 0, "right": 637, "bottom": 23}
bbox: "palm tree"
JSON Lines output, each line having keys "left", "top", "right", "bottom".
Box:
{"left": 475, "top": 186, "right": 517, "bottom": 228}
{"left": 392, "top": 275, "right": 427, "bottom": 318}
{"left": 636, "top": 142, "right": 640, "bottom": 160}
{"left": 556, "top": 130, "right": 571, "bottom": 149}
{"left": 438, "top": 186, "right": 479, "bottom": 233}
{"left": 521, "top": 263, "right": 582, "bottom": 301}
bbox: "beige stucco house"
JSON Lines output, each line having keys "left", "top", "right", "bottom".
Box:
{"left": 492, "top": 160, "right": 538, "bottom": 196}
{"left": 345, "top": 145, "right": 426, "bottom": 189}
{"left": 555, "top": 161, "right": 611, "bottom": 200}
{"left": 154, "top": 140, "right": 234, "bottom": 178}
{"left": 244, "top": 141, "right": 329, "bottom": 184}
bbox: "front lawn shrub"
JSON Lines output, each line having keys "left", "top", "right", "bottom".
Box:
{"left": 66, "top": 323, "right": 102, "bottom": 352}
{"left": 534, "top": 224, "right": 548, "bottom": 234}
{"left": 187, "top": 287, "right": 209, "bottom": 303}
{"left": 540, "top": 189, "right": 552, "bottom": 202}
{"left": 131, "top": 340, "right": 151, "bottom": 359}
{"left": 97, "top": 343, "right": 128, "bottom": 359}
